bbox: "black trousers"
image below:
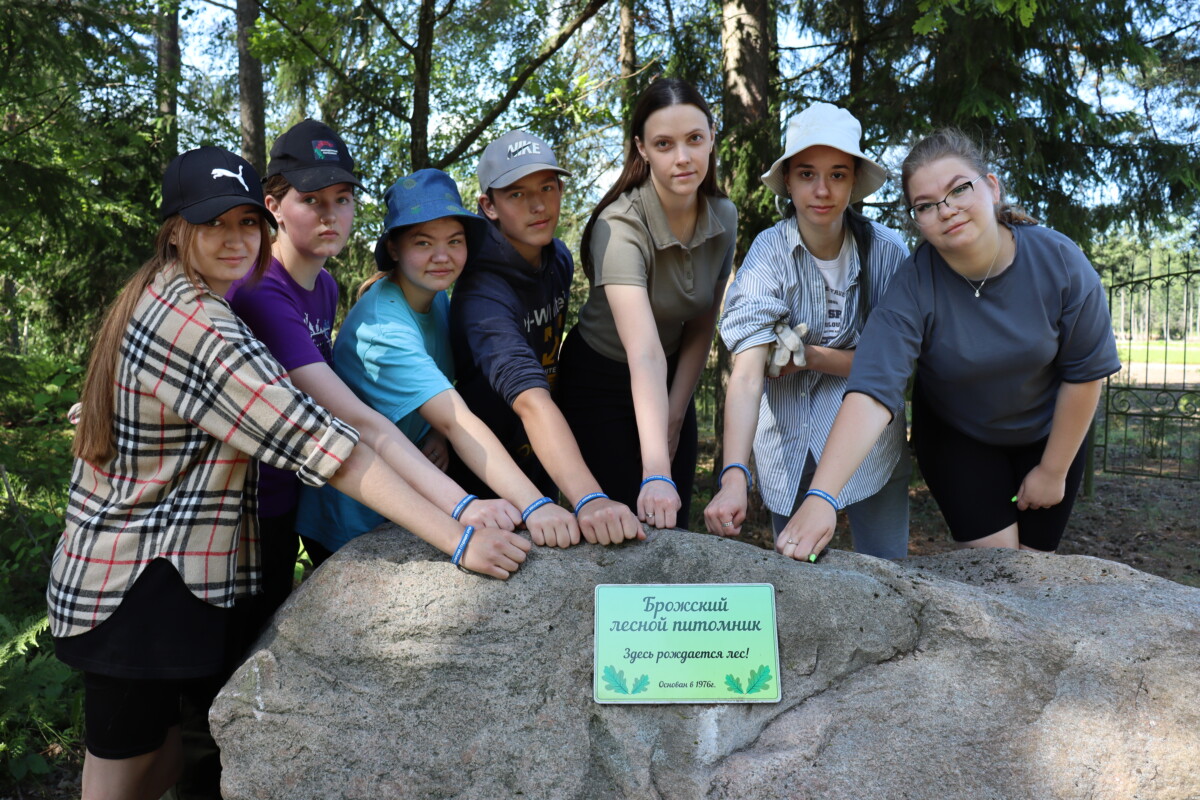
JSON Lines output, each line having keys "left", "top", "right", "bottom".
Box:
{"left": 556, "top": 328, "right": 698, "bottom": 525}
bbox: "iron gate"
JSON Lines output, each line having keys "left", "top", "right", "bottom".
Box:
{"left": 1102, "top": 258, "right": 1200, "bottom": 480}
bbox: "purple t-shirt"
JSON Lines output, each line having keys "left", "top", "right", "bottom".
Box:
{"left": 228, "top": 258, "right": 339, "bottom": 516}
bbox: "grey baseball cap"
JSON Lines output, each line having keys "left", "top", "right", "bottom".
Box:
{"left": 477, "top": 129, "right": 571, "bottom": 193}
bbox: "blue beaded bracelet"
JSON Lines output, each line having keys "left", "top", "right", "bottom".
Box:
{"left": 640, "top": 475, "right": 677, "bottom": 491}
{"left": 451, "top": 526, "right": 475, "bottom": 570}
{"left": 718, "top": 462, "right": 753, "bottom": 491}
{"left": 521, "top": 496, "right": 554, "bottom": 523}
{"left": 451, "top": 494, "right": 477, "bottom": 521}
{"left": 805, "top": 488, "right": 840, "bottom": 511}
{"left": 574, "top": 492, "right": 608, "bottom": 516}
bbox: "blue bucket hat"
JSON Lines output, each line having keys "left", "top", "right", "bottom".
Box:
{"left": 374, "top": 169, "right": 489, "bottom": 271}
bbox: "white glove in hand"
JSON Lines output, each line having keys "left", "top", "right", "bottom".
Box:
{"left": 766, "top": 322, "right": 808, "bottom": 377}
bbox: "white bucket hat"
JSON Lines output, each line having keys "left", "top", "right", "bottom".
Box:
{"left": 760, "top": 103, "right": 887, "bottom": 204}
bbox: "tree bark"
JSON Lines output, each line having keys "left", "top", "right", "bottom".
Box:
{"left": 845, "top": 0, "right": 865, "bottom": 115}
{"left": 155, "top": 0, "right": 180, "bottom": 172}
{"left": 2, "top": 275, "right": 18, "bottom": 354}
{"left": 721, "top": 0, "right": 771, "bottom": 132}
{"left": 619, "top": 0, "right": 637, "bottom": 117}
{"left": 238, "top": 0, "right": 266, "bottom": 173}
{"left": 720, "top": 0, "right": 775, "bottom": 251}
{"left": 716, "top": 0, "right": 776, "bottom": 485}
{"left": 410, "top": 0, "right": 437, "bottom": 170}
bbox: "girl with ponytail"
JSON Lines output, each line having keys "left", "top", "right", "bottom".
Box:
{"left": 558, "top": 78, "right": 737, "bottom": 530}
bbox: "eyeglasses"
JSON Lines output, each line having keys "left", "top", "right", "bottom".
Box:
{"left": 905, "top": 175, "right": 985, "bottom": 223}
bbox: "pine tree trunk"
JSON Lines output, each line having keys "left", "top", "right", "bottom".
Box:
{"left": 3, "top": 275, "right": 18, "bottom": 354}
{"left": 410, "top": 0, "right": 437, "bottom": 171}
{"left": 845, "top": 0, "right": 865, "bottom": 115}
{"left": 717, "top": 0, "right": 776, "bottom": 484}
{"left": 238, "top": 0, "right": 266, "bottom": 173}
{"left": 155, "top": 0, "right": 180, "bottom": 172}
{"left": 619, "top": 0, "right": 638, "bottom": 117}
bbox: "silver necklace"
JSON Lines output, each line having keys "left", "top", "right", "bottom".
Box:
{"left": 960, "top": 232, "right": 1003, "bottom": 298}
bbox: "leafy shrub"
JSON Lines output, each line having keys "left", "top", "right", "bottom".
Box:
{"left": 1, "top": 442, "right": 73, "bottom": 616}
{"left": 0, "top": 353, "right": 83, "bottom": 790}
{"left": 0, "top": 614, "right": 82, "bottom": 785}
{"left": 0, "top": 354, "right": 79, "bottom": 426}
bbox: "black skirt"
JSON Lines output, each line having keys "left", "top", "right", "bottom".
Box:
{"left": 556, "top": 328, "right": 698, "bottom": 522}
{"left": 54, "top": 558, "right": 232, "bottom": 680}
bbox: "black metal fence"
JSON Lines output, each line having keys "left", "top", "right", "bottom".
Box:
{"left": 694, "top": 254, "right": 1200, "bottom": 484}
{"left": 1101, "top": 255, "right": 1200, "bottom": 480}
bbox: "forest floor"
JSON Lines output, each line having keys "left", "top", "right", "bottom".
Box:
{"left": 847, "top": 472, "right": 1197, "bottom": 583}
{"left": 7, "top": 466, "right": 1198, "bottom": 800}
{"left": 691, "top": 451, "right": 1200, "bottom": 589}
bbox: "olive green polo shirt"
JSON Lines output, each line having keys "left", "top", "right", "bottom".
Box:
{"left": 577, "top": 181, "right": 737, "bottom": 362}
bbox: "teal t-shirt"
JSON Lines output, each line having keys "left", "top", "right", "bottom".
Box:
{"left": 297, "top": 279, "right": 454, "bottom": 552}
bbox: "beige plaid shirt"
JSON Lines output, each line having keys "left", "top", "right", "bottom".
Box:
{"left": 48, "top": 266, "right": 359, "bottom": 639}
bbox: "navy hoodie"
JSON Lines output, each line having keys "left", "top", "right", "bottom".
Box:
{"left": 448, "top": 222, "right": 573, "bottom": 496}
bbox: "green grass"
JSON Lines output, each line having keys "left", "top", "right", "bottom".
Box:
{"left": 1116, "top": 339, "right": 1196, "bottom": 365}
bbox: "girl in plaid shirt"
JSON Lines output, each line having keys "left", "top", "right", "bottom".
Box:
{"left": 50, "top": 148, "right": 529, "bottom": 800}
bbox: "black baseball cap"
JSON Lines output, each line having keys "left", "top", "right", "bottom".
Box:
{"left": 264, "top": 119, "right": 365, "bottom": 192}
{"left": 159, "top": 146, "right": 275, "bottom": 227}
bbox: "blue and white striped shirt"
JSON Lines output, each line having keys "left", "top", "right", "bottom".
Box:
{"left": 720, "top": 216, "right": 909, "bottom": 514}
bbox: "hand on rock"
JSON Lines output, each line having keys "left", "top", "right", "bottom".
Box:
{"left": 460, "top": 499, "right": 520, "bottom": 531}
{"left": 461, "top": 528, "right": 532, "bottom": 579}
{"left": 578, "top": 497, "right": 644, "bottom": 545}
{"left": 526, "top": 502, "right": 580, "bottom": 548}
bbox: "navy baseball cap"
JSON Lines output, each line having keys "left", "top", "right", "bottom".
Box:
{"left": 159, "top": 146, "right": 275, "bottom": 226}
{"left": 374, "top": 169, "right": 489, "bottom": 270}
{"left": 265, "top": 119, "right": 365, "bottom": 192}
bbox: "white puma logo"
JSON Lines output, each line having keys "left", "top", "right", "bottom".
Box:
{"left": 211, "top": 165, "right": 248, "bottom": 192}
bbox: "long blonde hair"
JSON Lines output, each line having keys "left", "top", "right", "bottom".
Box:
{"left": 73, "top": 214, "right": 273, "bottom": 464}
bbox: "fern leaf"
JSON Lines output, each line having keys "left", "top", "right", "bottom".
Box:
{"left": 0, "top": 614, "right": 48, "bottom": 666}
{"left": 725, "top": 674, "right": 744, "bottom": 694}
{"left": 602, "top": 665, "right": 629, "bottom": 694}
{"left": 746, "top": 665, "right": 772, "bottom": 694}
{"left": 631, "top": 674, "right": 649, "bottom": 695}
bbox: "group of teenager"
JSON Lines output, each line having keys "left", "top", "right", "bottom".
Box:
{"left": 46, "top": 76, "right": 1120, "bottom": 799}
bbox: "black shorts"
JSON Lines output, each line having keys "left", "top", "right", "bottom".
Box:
{"left": 82, "top": 671, "right": 222, "bottom": 759}
{"left": 59, "top": 557, "right": 279, "bottom": 761}
{"left": 912, "top": 390, "right": 1086, "bottom": 551}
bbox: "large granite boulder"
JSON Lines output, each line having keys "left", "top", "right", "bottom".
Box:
{"left": 211, "top": 528, "right": 1200, "bottom": 799}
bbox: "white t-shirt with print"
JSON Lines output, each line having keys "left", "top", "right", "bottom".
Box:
{"left": 812, "top": 234, "right": 853, "bottom": 345}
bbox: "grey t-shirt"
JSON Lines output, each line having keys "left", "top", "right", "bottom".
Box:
{"left": 577, "top": 182, "right": 737, "bottom": 362}
{"left": 847, "top": 223, "right": 1120, "bottom": 446}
